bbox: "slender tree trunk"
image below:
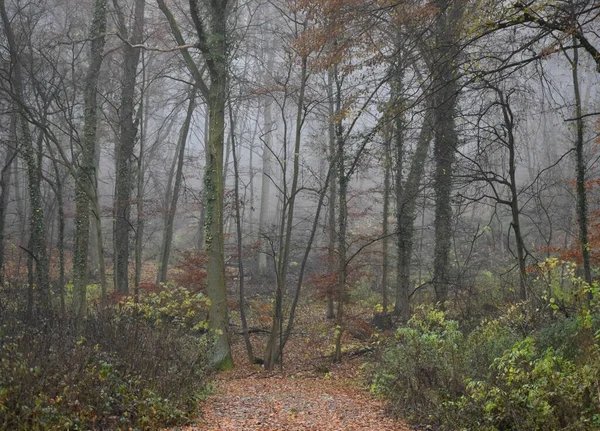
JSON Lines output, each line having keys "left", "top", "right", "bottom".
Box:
{"left": 229, "top": 102, "right": 254, "bottom": 363}
{"left": 89, "top": 142, "right": 100, "bottom": 281}
{"left": 497, "top": 91, "right": 528, "bottom": 301}
{"left": 158, "top": 87, "right": 197, "bottom": 284}
{"left": 326, "top": 69, "right": 337, "bottom": 319}
{"left": 135, "top": 57, "right": 148, "bottom": 296}
{"left": 333, "top": 95, "right": 347, "bottom": 364}
{"left": 257, "top": 48, "right": 275, "bottom": 276}
{"left": 282, "top": 162, "right": 333, "bottom": 351}
{"left": 264, "top": 53, "right": 308, "bottom": 371}
{"left": 51, "top": 159, "right": 66, "bottom": 314}
{"left": 571, "top": 41, "right": 592, "bottom": 288}
{"left": 381, "top": 131, "right": 391, "bottom": 315}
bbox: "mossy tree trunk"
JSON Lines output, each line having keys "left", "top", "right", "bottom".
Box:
{"left": 395, "top": 104, "right": 434, "bottom": 321}
{"left": 0, "top": 0, "right": 51, "bottom": 318}
{"left": 571, "top": 41, "right": 593, "bottom": 289}
{"left": 431, "top": 0, "right": 461, "bottom": 306}
{"left": 73, "top": 0, "right": 108, "bottom": 321}
{"left": 113, "top": 0, "right": 145, "bottom": 293}
{"left": 0, "top": 113, "right": 17, "bottom": 287}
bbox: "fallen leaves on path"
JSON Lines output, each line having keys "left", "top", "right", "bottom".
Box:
{"left": 172, "top": 299, "right": 411, "bottom": 430}
{"left": 194, "top": 374, "right": 409, "bottom": 431}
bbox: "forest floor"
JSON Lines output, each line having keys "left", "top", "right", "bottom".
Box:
{"left": 172, "top": 296, "right": 412, "bottom": 431}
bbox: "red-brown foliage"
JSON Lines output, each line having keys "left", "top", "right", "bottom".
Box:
{"left": 171, "top": 250, "right": 207, "bottom": 292}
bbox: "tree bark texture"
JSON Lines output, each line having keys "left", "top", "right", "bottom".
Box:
{"left": 1, "top": 0, "right": 51, "bottom": 317}
{"left": 113, "top": 0, "right": 146, "bottom": 293}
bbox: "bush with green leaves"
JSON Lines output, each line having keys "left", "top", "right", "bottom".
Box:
{"left": 373, "top": 300, "right": 600, "bottom": 430}
{"left": 371, "top": 307, "right": 466, "bottom": 424}
{"left": 456, "top": 336, "right": 600, "bottom": 430}
{"left": 116, "top": 283, "right": 210, "bottom": 332}
{"left": 0, "top": 285, "right": 210, "bottom": 430}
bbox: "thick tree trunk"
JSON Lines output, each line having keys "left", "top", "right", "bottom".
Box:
{"left": 432, "top": 0, "right": 460, "bottom": 306}
{"left": 157, "top": 0, "right": 233, "bottom": 369}
{"left": 197, "top": 113, "right": 209, "bottom": 251}
{"left": 73, "top": 0, "right": 108, "bottom": 320}
{"left": 1, "top": 0, "right": 50, "bottom": 317}
{"left": 205, "top": 75, "right": 232, "bottom": 369}
{"left": 113, "top": 0, "right": 145, "bottom": 293}
{"left": 395, "top": 107, "right": 434, "bottom": 320}
{"left": 392, "top": 72, "right": 406, "bottom": 319}
{"left": 0, "top": 113, "right": 17, "bottom": 286}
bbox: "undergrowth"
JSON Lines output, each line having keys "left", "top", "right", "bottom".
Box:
{"left": 0, "top": 284, "right": 210, "bottom": 430}
{"left": 372, "top": 260, "right": 600, "bottom": 430}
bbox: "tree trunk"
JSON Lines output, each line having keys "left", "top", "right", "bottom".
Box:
{"left": 432, "top": 0, "right": 460, "bottom": 306}
{"left": 156, "top": 0, "right": 233, "bottom": 369}
{"left": 0, "top": 113, "right": 17, "bottom": 286}
{"left": 257, "top": 48, "right": 275, "bottom": 276}
{"left": 571, "top": 41, "right": 592, "bottom": 289}
{"left": 73, "top": 0, "right": 108, "bottom": 320}
{"left": 135, "top": 57, "right": 148, "bottom": 295}
{"left": 391, "top": 58, "right": 406, "bottom": 318}
{"left": 381, "top": 130, "right": 391, "bottom": 315}
{"left": 51, "top": 158, "right": 66, "bottom": 315}
{"left": 197, "top": 113, "right": 209, "bottom": 251}
{"left": 396, "top": 106, "right": 434, "bottom": 320}
{"left": 333, "top": 92, "right": 347, "bottom": 364}
{"left": 1, "top": 0, "right": 50, "bottom": 317}
{"left": 264, "top": 54, "right": 308, "bottom": 371}
{"left": 158, "top": 87, "right": 197, "bottom": 284}
{"left": 282, "top": 161, "right": 333, "bottom": 352}
{"left": 229, "top": 102, "right": 255, "bottom": 363}
{"left": 113, "top": 0, "right": 145, "bottom": 293}
{"left": 498, "top": 91, "right": 528, "bottom": 301}
{"left": 326, "top": 69, "right": 337, "bottom": 319}
{"left": 205, "top": 75, "right": 232, "bottom": 369}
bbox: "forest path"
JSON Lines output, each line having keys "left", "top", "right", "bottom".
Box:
{"left": 193, "top": 366, "right": 410, "bottom": 431}
{"left": 176, "top": 302, "right": 411, "bottom": 430}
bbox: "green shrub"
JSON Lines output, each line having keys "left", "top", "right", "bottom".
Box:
{"left": 457, "top": 337, "right": 600, "bottom": 430}
{"left": 371, "top": 307, "right": 466, "bottom": 424}
{"left": 0, "top": 285, "right": 210, "bottom": 430}
{"left": 373, "top": 303, "right": 600, "bottom": 430}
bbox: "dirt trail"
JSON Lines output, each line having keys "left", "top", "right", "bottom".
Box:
{"left": 194, "top": 371, "right": 410, "bottom": 431}
{"left": 177, "top": 302, "right": 411, "bottom": 430}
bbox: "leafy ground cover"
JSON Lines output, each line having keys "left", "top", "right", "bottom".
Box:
{"left": 172, "top": 297, "right": 411, "bottom": 431}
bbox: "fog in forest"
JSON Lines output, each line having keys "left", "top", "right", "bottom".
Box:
{"left": 1, "top": 1, "right": 600, "bottom": 430}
